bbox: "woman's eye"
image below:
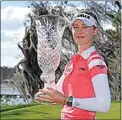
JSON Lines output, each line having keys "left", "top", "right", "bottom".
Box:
{"left": 83, "top": 26, "right": 88, "bottom": 28}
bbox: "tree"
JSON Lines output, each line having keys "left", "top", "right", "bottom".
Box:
{"left": 16, "top": 1, "right": 76, "bottom": 100}
{"left": 16, "top": 1, "right": 121, "bottom": 101}
{"left": 85, "top": 1, "right": 121, "bottom": 100}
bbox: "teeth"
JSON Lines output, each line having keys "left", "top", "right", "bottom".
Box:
{"left": 77, "top": 36, "right": 85, "bottom": 39}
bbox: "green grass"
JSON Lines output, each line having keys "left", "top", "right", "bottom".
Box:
{"left": 1, "top": 102, "right": 40, "bottom": 112}
{"left": 1, "top": 101, "right": 120, "bottom": 119}
{"left": 96, "top": 101, "right": 121, "bottom": 119}
{"left": 1, "top": 103, "right": 61, "bottom": 119}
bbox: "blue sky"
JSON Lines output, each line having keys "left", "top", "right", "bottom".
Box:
{"left": 1, "top": 1, "right": 29, "bottom": 8}
{"left": 1, "top": 1, "right": 115, "bottom": 67}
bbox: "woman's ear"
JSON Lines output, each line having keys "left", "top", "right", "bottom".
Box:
{"left": 93, "top": 28, "right": 99, "bottom": 35}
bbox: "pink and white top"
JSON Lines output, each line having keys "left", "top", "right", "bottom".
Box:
{"left": 56, "top": 46, "right": 111, "bottom": 120}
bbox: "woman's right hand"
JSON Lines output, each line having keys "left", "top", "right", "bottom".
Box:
{"left": 34, "top": 90, "right": 51, "bottom": 103}
{"left": 34, "top": 91, "right": 42, "bottom": 103}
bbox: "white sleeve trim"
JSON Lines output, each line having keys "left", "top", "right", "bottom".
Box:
{"left": 88, "top": 59, "right": 107, "bottom": 69}
{"left": 89, "top": 54, "right": 103, "bottom": 61}
{"left": 72, "top": 74, "right": 111, "bottom": 112}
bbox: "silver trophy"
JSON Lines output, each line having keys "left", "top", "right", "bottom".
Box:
{"left": 34, "top": 15, "right": 68, "bottom": 102}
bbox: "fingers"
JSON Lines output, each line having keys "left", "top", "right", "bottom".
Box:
{"left": 35, "top": 94, "right": 52, "bottom": 103}
{"left": 39, "top": 88, "right": 55, "bottom": 97}
{"left": 39, "top": 89, "right": 48, "bottom": 95}
{"left": 48, "top": 102, "right": 56, "bottom": 106}
{"left": 36, "top": 97, "right": 52, "bottom": 103}
{"left": 35, "top": 88, "right": 56, "bottom": 103}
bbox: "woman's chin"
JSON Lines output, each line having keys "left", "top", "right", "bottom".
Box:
{"left": 75, "top": 39, "right": 86, "bottom": 45}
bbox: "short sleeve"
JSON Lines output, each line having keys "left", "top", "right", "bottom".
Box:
{"left": 87, "top": 55, "right": 108, "bottom": 78}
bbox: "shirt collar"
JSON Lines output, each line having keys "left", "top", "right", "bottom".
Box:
{"left": 77, "top": 46, "right": 96, "bottom": 59}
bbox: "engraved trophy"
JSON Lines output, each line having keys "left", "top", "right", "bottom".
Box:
{"left": 34, "top": 15, "right": 68, "bottom": 103}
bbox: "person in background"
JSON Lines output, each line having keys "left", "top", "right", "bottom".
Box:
{"left": 35, "top": 10, "right": 111, "bottom": 120}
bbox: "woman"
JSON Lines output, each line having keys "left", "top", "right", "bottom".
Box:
{"left": 35, "top": 10, "right": 111, "bottom": 119}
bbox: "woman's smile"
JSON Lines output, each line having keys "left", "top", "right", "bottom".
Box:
{"left": 76, "top": 35, "right": 86, "bottom": 39}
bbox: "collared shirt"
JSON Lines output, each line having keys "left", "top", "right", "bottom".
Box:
{"left": 56, "top": 46, "right": 111, "bottom": 119}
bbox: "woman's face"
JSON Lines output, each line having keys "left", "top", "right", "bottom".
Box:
{"left": 72, "top": 19, "right": 97, "bottom": 45}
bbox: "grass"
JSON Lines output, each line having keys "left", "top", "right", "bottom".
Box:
{"left": 96, "top": 101, "right": 121, "bottom": 119}
{"left": 1, "top": 101, "right": 121, "bottom": 119}
{"left": 1, "top": 103, "right": 61, "bottom": 119}
{"left": 1, "top": 102, "right": 39, "bottom": 112}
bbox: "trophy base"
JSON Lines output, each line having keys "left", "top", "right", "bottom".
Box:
{"left": 44, "top": 82, "right": 57, "bottom": 90}
{"left": 34, "top": 82, "right": 57, "bottom": 104}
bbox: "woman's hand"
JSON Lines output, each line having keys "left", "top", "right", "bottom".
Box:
{"left": 36, "top": 87, "right": 68, "bottom": 104}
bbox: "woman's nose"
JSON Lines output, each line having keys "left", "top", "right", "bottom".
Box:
{"left": 77, "top": 27, "right": 84, "bottom": 33}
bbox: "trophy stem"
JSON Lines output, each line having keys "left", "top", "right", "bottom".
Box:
{"left": 44, "top": 82, "right": 57, "bottom": 90}
{"left": 40, "top": 72, "right": 57, "bottom": 90}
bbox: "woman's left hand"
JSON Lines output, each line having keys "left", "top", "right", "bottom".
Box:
{"left": 37, "top": 87, "right": 66, "bottom": 104}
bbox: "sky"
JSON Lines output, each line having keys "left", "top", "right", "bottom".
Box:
{"left": 1, "top": 1, "right": 85, "bottom": 68}
{"left": 1, "top": 1, "right": 31, "bottom": 67}
{"left": 1, "top": 1, "right": 115, "bottom": 68}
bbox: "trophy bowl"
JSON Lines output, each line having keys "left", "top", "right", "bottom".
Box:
{"left": 34, "top": 15, "right": 68, "bottom": 103}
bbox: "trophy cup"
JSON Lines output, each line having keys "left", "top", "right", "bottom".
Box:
{"left": 34, "top": 15, "right": 68, "bottom": 102}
